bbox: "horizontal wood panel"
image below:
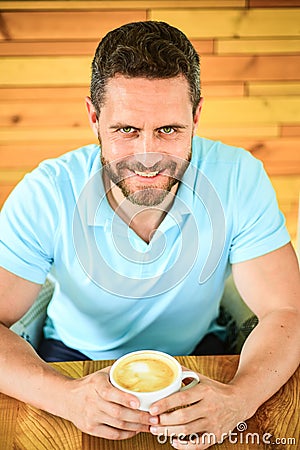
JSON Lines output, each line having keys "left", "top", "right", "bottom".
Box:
{"left": 1, "top": 55, "right": 299, "bottom": 86}
{"left": 0, "top": 87, "right": 90, "bottom": 100}
{"left": 0, "top": 144, "right": 89, "bottom": 169}
{"left": 1, "top": 100, "right": 88, "bottom": 127}
{"left": 0, "top": 56, "right": 91, "bottom": 86}
{"left": 221, "top": 138, "right": 300, "bottom": 175}
{"left": 150, "top": 8, "right": 300, "bottom": 38}
{"left": 270, "top": 175, "right": 300, "bottom": 203}
{"left": 0, "top": 41, "right": 100, "bottom": 57}
{"left": 249, "top": 0, "right": 300, "bottom": 7}
{"left": 201, "top": 97, "right": 300, "bottom": 125}
{"left": 197, "top": 124, "right": 279, "bottom": 138}
{"left": 0, "top": 170, "right": 27, "bottom": 183}
{"left": 191, "top": 40, "right": 215, "bottom": 55}
{"left": 1, "top": 97, "right": 299, "bottom": 127}
{"left": 281, "top": 125, "right": 300, "bottom": 137}
{"left": 217, "top": 38, "right": 300, "bottom": 55}
{"left": 0, "top": 39, "right": 213, "bottom": 57}
{"left": 0, "top": 11, "right": 147, "bottom": 40}
{"left": 248, "top": 82, "right": 300, "bottom": 96}
{"left": 202, "top": 82, "right": 245, "bottom": 97}
{"left": 0, "top": 1, "right": 247, "bottom": 10}
{"left": 0, "top": 128, "right": 95, "bottom": 143}
{"left": 202, "top": 55, "right": 300, "bottom": 82}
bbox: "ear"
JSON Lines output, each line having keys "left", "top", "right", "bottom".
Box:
{"left": 192, "top": 97, "right": 203, "bottom": 136}
{"left": 85, "top": 96, "right": 99, "bottom": 138}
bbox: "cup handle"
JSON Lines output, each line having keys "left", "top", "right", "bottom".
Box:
{"left": 180, "top": 370, "right": 200, "bottom": 391}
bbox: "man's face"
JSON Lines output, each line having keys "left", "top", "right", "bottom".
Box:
{"left": 87, "top": 75, "right": 201, "bottom": 206}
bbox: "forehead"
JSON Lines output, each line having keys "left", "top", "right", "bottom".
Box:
{"left": 100, "top": 75, "right": 193, "bottom": 121}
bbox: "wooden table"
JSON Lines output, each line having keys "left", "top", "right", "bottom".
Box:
{"left": 0, "top": 355, "right": 299, "bottom": 449}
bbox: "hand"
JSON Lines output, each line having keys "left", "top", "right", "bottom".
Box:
{"left": 63, "top": 366, "right": 159, "bottom": 439}
{"left": 149, "top": 369, "right": 247, "bottom": 449}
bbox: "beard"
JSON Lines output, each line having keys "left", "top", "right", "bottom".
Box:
{"left": 99, "top": 137, "right": 192, "bottom": 207}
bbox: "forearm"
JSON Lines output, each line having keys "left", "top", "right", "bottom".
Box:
{"left": 0, "top": 324, "right": 71, "bottom": 419}
{"left": 229, "top": 307, "right": 300, "bottom": 419}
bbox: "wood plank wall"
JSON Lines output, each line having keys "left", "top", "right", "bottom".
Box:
{"left": 0, "top": 0, "right": 299, "bottom": 247}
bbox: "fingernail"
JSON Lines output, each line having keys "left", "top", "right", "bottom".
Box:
{"left": 149, "top": 416, "right": 158, "bottom": 424}
{"left": 130, "top": 401, "right": 138, "bottom": 408}
{"left": 150, "top": 406, "right": 159, "bottom": 414}
{"left": 150, "top": 426, "right": 157, "bottom": 434}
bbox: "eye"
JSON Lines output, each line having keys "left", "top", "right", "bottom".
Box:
{"left": 160, "top": 126, "right": 175, "bottom": 135}
{"left": 120, "top": 127, "right": 135, "bottom": 134}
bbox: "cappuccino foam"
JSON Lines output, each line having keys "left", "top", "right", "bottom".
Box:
{"left": 113, "top": 356, "right": 177, "bottom": 392}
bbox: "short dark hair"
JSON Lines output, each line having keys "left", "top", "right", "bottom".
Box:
{"left": 91, "top": 21, "right": 200, "bottom": 116}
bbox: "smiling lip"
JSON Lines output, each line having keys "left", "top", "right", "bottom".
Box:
{"left": 133, "top": 170, "right": 160, "bottom": 178}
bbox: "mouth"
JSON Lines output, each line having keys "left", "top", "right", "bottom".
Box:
{"left": 133, "top": 170, "right": 160, "bottom": 178}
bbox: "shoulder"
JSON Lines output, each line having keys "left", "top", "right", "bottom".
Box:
{"left": 24, "top": 144, "right": 101, "bottom": 202}
{"left": 38, "top": 144, "right": 100, "bottom": 180}
{"left": 191, "top": 136, "right": 263, "bottom": 187}
{"left": 192, "top": 135, "right": 260, "bottom": 168}
{"left": 1, "top": 144, "right": 101, "bottom": 218}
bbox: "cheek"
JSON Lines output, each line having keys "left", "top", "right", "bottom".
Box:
{"left": 109, "top": 141, "right": 137, "bottom": 160}
{"left": 163, "top": 136, "right": 192, "bottom": 158}
{"left": 99, "top": 132, "right": 134, "bottom": 160}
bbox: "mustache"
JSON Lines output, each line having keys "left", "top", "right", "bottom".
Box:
{"left": 115, "top": 159, "right": 178, "bottom": 174}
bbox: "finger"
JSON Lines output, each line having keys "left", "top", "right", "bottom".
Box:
{"left": 99, "top": 398, "right": 157, "bottom": 427}
{"left": 101, "top": 410, "right": 151, "bottom": 433}
{"left": 158, "top": 403, "right": 204, "bottom": 427}
{"left": 95, "top": 367, "right": 141, "bottom": 409}
{"left": 149, "top": 385, "right": 203, "bottom": 416}
{"left": 85, "top": 422, "right": 140, "bottom": 440}
{"left": 98, "top": 374, "right": 141, "bottom": 410}
{"left": 97, "top": 370, "right": 159, "bottom": 426}
{"left": 150, "top": 415, "right": 206, "bottom": 440}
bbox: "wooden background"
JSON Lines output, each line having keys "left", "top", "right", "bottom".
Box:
{"left": 0, "top": 0, "right": 299, "bottom": 248}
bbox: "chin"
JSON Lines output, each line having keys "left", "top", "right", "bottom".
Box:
{"left": 125, "top": 188, "right": 171, "bottom": 207}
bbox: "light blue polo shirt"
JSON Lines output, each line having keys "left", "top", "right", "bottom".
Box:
{"left": 0, "top": 137, "right": 290, "bottom": 359}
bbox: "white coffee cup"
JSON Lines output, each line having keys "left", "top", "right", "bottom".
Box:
{"left": 110, "top": 350, "right": 200, "bottom": 411}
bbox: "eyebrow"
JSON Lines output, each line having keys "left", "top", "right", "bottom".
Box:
{"left": 109, "top": 123, "right": 189, "bottom": 130}
{"left": 109, "top": 123, "right": 136, "bottom": 130}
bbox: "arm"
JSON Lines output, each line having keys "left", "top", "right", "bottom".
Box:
{"left": 0, "top": 267, "right": 155, "bottom": 439}
{"left": 228, "top": 242, "right": 300, "bottom": 412}
{"left": 149, "top": 243, "right": 300, "bottom": 449}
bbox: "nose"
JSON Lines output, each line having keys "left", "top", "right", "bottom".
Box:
{"left": 134, "top": 134, "right": 163, "bottom": 168}
{"left": 134, "top": 152, "right": 163, "bottom": 168}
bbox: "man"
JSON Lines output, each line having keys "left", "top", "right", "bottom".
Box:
{"left": 0, "top": 21, "right": 299, "bottom": 449}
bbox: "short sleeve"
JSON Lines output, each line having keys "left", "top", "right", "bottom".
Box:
{"left": 229, "top": 152, "right": 290, "bottom": 264}
{"left": 0, "top": 165, "right": 60, "bottom": 283}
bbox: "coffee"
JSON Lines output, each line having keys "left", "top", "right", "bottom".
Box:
{"left": 113, "top": 354, "right": 177, "bottom": 392}
{"left": 110, "top": 350, "right": 199, "bottom": 411}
